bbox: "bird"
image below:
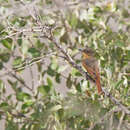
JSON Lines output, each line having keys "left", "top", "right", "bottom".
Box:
{"left": 80, "top": 46, "right": 103, "bottom": 94}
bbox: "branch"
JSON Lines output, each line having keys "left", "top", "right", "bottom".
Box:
{"left": 43, "top": 27, "right": 130, "bottom": 115}
{"left": 48, "top": 36, "right": 94, "bottom": 82}
{"left": 102, "top": 88, "right": 130, "bottom": 115}
{"left": 3, "top": 66, "right": 32, "bottom": 92}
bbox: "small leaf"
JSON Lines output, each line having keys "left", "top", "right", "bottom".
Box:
{"left": 58, "top": 108, "right": 64, "bottom": 120}
{"left": 122, "top": 9, "right": 129, "bottom": 18}
{"left": 66, "top": 74, "right": 72, "bottom": 88}
{"left": 47, "top": 66, "right": 55, "bottom": 76}
{"left": 1, "top": 38, "right": 13, "bottom": 50}
{"left": 0, "top": 102, "right": 9, "bottom": 110}
{"left": 0, "top": 31, "right": 8, "bottom": 37}
{"left": 19, "top": 19, "right": 27, "bottom": 27}
{"left": 0, "top": 52, "right": 10, "bottom": 62}
{"left": 28, "top": 47, "right": 40, "bottom": 57}
{"left": 8, "top": 80, "right": 18, "bottom": 92}
{"left": 17, "top": 38, "right": 22, "bottom": 46}
{"left": 36, "top": 40, "right": 44, "bottom": 49}
{"left": 75, "top": 83, "right": 81, "bottom": 92}
{"left": 0, "top": 62, "right": 3, "bottom": 70}
{"left": 114, "top": 79, "right": 124, "bottom": 89}
{"left": 55, "top": 73, "right": 61, "bottom": 83}
{"left": 125, "top": 50, "right": 130, "bottom": 61}
{"left": 16, "top": 92, "right": 31, "bottom": 101}
{"left": 68, "top": 13, "right": 78, "bottom": 28}
{"left": 50, "top": 58, "right": 58, "bottom": 70}
{"left": 22, "top": 101, "right": 33, "bottom": 110}
{"left": 49, "top": 105, "right": 62, "bottom": 112}
{"left": 71, "top": 68, "right": 82, "bottom": 77}
{"left": 93, "top": 6, "right": 102, "bottom": 13}
{"left": 13, "top": 56, "right": 23, "bottom": 67}
{"left": 47, "top": 77, "right": 53, "bottom": 86}
{"left": 0, "top": 80, "right": 6, "bottom": 93}
{"left": 38, "top": 85, "right": 51, "bottom": 95}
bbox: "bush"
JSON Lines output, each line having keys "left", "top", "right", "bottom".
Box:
{"left": 0, "top": 0, "right": 129, "bottom": 130}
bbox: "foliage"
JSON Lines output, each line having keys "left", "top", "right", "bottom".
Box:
{"left": 0, "top": 0, "right": 129, "bottom": 130}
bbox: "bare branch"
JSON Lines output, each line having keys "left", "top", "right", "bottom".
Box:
{"left": 3, "top": 66, "right": 32, "bottom": 91}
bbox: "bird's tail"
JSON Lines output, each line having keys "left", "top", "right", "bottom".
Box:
{"left": 95, "top": 69, "right": 102, "bottom": 94}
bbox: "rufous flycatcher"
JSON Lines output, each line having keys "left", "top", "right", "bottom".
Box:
{"left": 80, "top": 47, "right": 103, "bottom": 94}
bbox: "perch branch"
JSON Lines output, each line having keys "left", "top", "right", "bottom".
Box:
{"left": 44, "top": 28, "right": 130, "bottom": 115}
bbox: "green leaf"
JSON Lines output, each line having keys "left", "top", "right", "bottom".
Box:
{"left": 17, "top": 32, "right": 23, "bottom": 46}
{"left": 36, "top": 40, "right": 44, "bottom": 49}
{"left": 38, "top": 85, "right": 51, "bottom": 95}
{"left": 0, "top": 80, "right": 5, "bottom": 93}
{"left": 17, "top": 37, "right": 22, "bottom": 46}
{"left": 58, "top": 108, "right": 64, "bottom": 120}
{"left": 1, "top": 38, "right": 13, "bottom": 50}
{"left": 122, "top": 9, "right": 129, "bottom": 18}
{"left": 71, "top": 68, "right": 82, "bottom": 77}
{"left": 114, "top": 79, "right": 124, "bottom": 89}
{"left": 28, "top": 47, "right": 40, "bottom": 57}
{"left": 8, "top": 80, "right": 19, "bottom": 92}
{"left": 55, "top": 73, "right": 61, "bottom": 83}
{"left": 93, "top": 6, "right": 102, "bottom": 13}
{"left": 68, "top": 13, "right": 78, "bottom": 28}
{"left": 50, "top": 58, "right": 58, "bottom": 70}
{"left": 49, "top": 105, "right": 62, "bottom": 112}
{"left": 12, "top": 56, "right": 23, "bottom": 67}
{"left": 75, "top": 83, "right": 81, "bottom": 92}
{"left": 0, "top": 52, "right": 10, "bottom": 62}
{"left": 0, "top": 102, "right": 9, "bottom": 110}
{"left": 125, "top": 50, "right": 130, "bottom": 61}
{"left": 0, "top": 62, "right": 3, "bottom": 70}
{"left": 47, "top": 77, "right": 53, "bottom": 87}
{"left": 19, "top": 19, "right": 27, "bottom": 27}
{"left": 0, "top": 31, "right": 8, "bottom": 37}
{"left": 22, "top": 101, "right": 33, "bottom": 110}
{"left": 47, "top": 66, "right": 55, "bottom": 76}
{"left": 16, "top": 92, "right": 31, "bottom": 101}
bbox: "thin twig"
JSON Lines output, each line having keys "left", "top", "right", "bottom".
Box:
{"left": 29, "top": 66, "right": 35, "bottom": 94}
{"left": 102, "top": 88, "right": 130, "bottom": 115}
{"left": 3, "top": 66, "right": 32, "bottom": 91}
{"left": 109, "top": 112, "right": 114, "bottom": 130}
{"left": 117, "top": 111, "right": 125, "bottom": 130}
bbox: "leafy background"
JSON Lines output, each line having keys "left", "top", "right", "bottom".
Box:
{"left": 0, "top": 0, "right": 130, "bottom": 130}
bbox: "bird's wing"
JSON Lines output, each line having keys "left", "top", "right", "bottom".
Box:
{"left": 82, "top": 60, "right": 97, "bottom": 80}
